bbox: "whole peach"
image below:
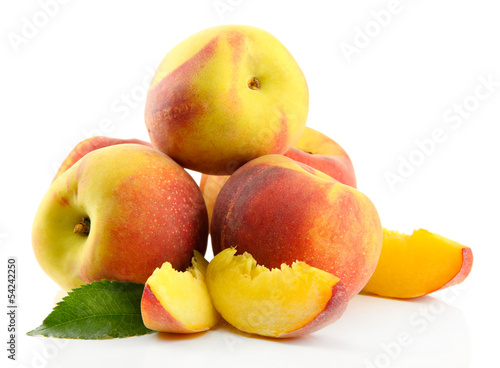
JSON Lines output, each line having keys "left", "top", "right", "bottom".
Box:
{"left": 211, "top": 154, "right": 382, "bottom": 300}
{"left": 144, "top": 25, "right": 308, "bottom": 175}
{"left": 53, "top": 136, "right": 152, "bottom": 181}
{"left": 32, "top": 144, "right": 208, "bottom": 290}
{"left": 201, "top": 127, "right": 357, "bottom": 225}
{"left": 284, "top": 126, "right": 356, "bottom": 188}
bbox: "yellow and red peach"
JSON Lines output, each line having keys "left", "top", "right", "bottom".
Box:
{"left": 200, "top": 126, "right": 357, "bottom": 224}
{"left": 144, "top": 25, "right": 309, "bottom": 175}
{"left": 32, "top": 144, "right": 208, "bottom": 290}
{"left": 284, "top": 126, "right": 356, "bottom": 188}
{"left": 199, "top": 173, "right": 228, "bottom": 227}
{"left": 210, "top": 154, "right": 382, "bottom": 300}
{"left": 53, "top": 136, "right": 152, "bottom": 181}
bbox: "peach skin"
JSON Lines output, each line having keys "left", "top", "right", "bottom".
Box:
{"left": 200, "top": 126, "right": 357, "bottom": 225}
{"left": 144, "top": 25, "right": 308, "bottom": 175}
{"left": 199, "top": 173, "right": 228, "bottom": 227}
{"left": 284, "top": 126, "right": 356, "bottom": 188}
{"left": 32, "top": 144, "right": 208, "bottom": 290}
{"left": 362, "top": 228, "right": 473, "bottom": 298}
{"left": 53, "top": 136, "right": 152, "bottom": 181}
{"left": 210, "top": 154, "right": 383, "bottom": 300}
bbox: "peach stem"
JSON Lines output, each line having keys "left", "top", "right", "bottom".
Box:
{"left": 247, "top": 77, "right": 261, "bottom": 90}
{"left": 74, "top": 218, "right": 90, "bottom": 235}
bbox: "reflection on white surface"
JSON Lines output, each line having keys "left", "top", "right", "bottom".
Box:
{"left": 13, "top": 291, "right": 470, "bottom": 368}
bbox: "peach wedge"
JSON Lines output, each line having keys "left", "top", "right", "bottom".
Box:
{"left": 362, "top": 229, "right": 473, "bottom": 299}
{"left": 141, "top": 250, "right": 220, "bottom": 333}
{"left": 206, "top": 248, "right": 348, "bottom": 338}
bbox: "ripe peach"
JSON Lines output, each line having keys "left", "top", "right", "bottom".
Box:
{"left": 362, "top": 228, "right": 473, "bottom": 298}
{"left": 210, "top": 154, "right": 382, "bottom": 300}
{"left": 32, "top": 144, "right": 208, "bottom": 290}
{"left": 141, "top": 250, "right": 220, "bottom": 333}
{"left": 144, "top": 25, "right": 308, "bottom": 175}
{"left": 284, "top": 126, "right": 356, "bottom": 188}
{"left": 199, "top": 173, "right": 228, "bottom": 227}
{"left": 206, "top": 248, "right": 348, "bottom": 338}
{"left": 53, "top": 136, "right": 152, "bottom": 181}
{"left": 200, "top": 127, "right": 357, "bottom": 225}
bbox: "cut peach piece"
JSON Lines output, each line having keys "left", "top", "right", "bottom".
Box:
{"left": 362, "top": 228, "right": 473, "bottom": 299}
{"left": 206, "top": 248, "right": 348, "bottom": 338}
{"left": 141, "top": 250, "right": 220, "bottom": 333}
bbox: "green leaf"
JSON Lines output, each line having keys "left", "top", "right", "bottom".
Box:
{"left": 27, "top": 280, "right": 154, "bottom": 339}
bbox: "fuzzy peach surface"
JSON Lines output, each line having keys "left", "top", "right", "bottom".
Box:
{"left": 32, "top": 144, "right": 208, "bottom": 290}
{"left": 200, "top": 126, "right": 357, "bottom": 225}
{"left": 144, "top": 25, "right": 308, "bottom": 175}
{"left": 210, "top": 154, "right": 382, "bottom": 300}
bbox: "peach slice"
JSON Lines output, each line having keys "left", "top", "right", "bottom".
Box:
{"left": 141, "top": 250, "right": 220, "bottom": 333}
{"left": 362, "top": 228, "right": 473, "bottom": 299}
{"left": 206, "top": 248, "right": 348, "bottom": 338}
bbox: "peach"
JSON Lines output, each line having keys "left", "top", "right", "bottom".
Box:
{"left": 144, "top": 25, "right": 308, "bottom": 175}
{"left": 53, "top": 136, "right": 152, "bottom": 181}
{"left": 210, "top": 154, "right": 382, "bottom": 300}
{"left": 141, "top": 250, "right": 220, "bottom": 333}
{"left": 284, "top": 126, "right": 356, "bottom": 188}
{"left": 206, "top": 248, "right": 348, "bottom": 338}
{"left": 362, "top": 228, "right": 473, "bottom": 298}
{"left": 199, "top": 173, "right": 228, "bottom": 227}
{"left": 32, "top": 144, "right": 208, "bottom": 290}
{"left": 200, "top": 127, "right": 357, "bottom": 224}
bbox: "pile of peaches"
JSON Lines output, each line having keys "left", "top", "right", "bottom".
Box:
{"left": 32, "top": 25, "right": 473, "bottom": 338}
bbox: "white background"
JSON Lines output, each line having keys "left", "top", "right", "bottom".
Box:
{"left": 1, "top": 1, "right": 499, "bottom": 367}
